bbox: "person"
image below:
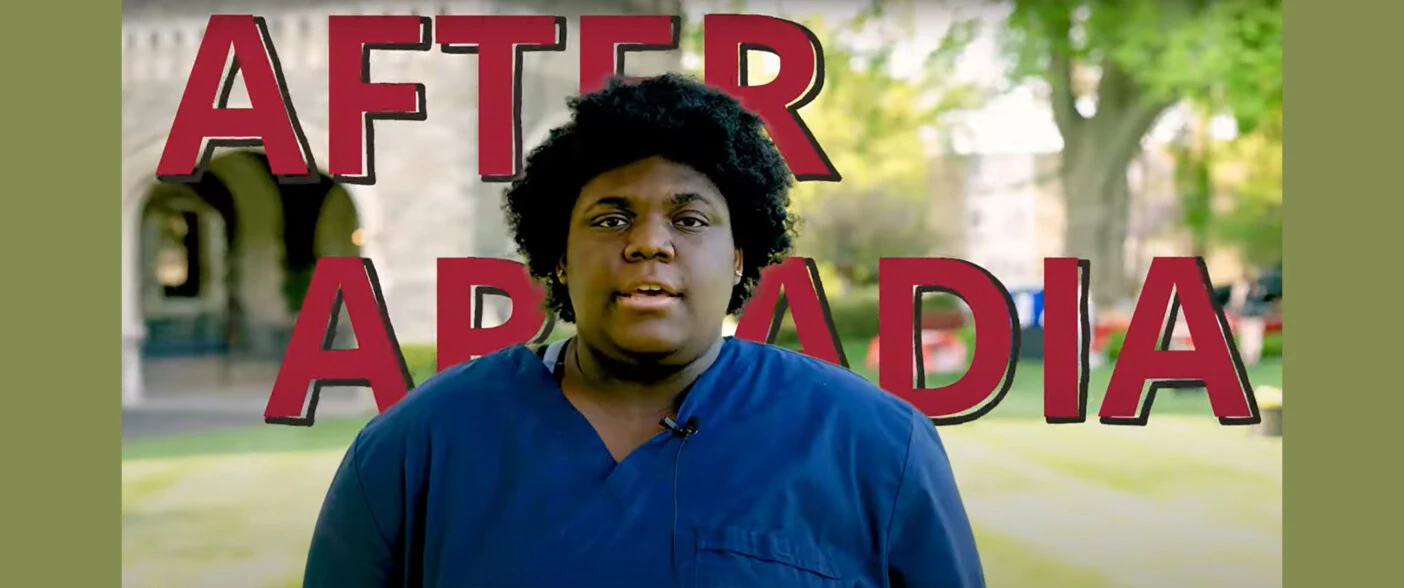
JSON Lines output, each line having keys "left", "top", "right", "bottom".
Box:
{"left": 303, "top": 73, "right": 985, "bottom": 588}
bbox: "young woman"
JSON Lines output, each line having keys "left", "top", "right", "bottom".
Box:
{"left": 303, "top": 73, "right": 985, "bottom": 588}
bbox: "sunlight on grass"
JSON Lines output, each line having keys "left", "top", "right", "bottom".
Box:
{"left": 123, "top": 451, "right": 340, "bottom": 588}
{"left": 122, "top": 357, "right": 1282, "bottom": 587}
{"left": 122, "top": 419, "right": 1280, "bottom": 587}
{"left": 942, "top": 418, "right": 1282, "bottom": 587}
{"left": 973, "top": 527, "right": 1116, "bottom": 588}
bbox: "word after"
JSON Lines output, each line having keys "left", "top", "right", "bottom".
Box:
{"left": 155, "top": 14, "right": 841, "bottom": 185}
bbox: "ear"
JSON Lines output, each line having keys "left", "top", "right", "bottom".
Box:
{"left": 556, "top": 256, "right": 568, "bottom": 285}
{"left": 733, "top": 249, "right": 744, "bottom": 285}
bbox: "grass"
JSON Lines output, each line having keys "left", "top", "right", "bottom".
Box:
{"left": 122, "top": 342, "right": 1283, "bottom": 587}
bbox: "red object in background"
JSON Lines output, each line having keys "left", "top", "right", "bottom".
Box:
{"left": 865, "top": 308, "right": 970, "bottom": 375}
{"left": 866, "top": 330, "right": 968, "bottom": 375}
{"left": 1091, "top": 322, "right": 1123, "bottom": 352}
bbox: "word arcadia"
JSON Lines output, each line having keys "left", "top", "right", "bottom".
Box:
{"left": 264, "top": 256, "right": 1260, "bottom": 428}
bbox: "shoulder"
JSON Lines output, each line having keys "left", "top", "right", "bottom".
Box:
{"left": 352, "top": 344, "right": 538, "bottom": 456}
{"left": 726, "top": 338, "right": 927, "bottom": 448}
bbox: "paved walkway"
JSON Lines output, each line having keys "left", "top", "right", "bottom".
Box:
{"left": 124, "top": 358, "right": 378, "bottom": 442}
{"left": 123, "top": 408, "right": 262, "bottom": 442}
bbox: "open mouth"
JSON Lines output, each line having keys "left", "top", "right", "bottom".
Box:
{"left": 615, "top": 284, "right": 683, "bottom": 310}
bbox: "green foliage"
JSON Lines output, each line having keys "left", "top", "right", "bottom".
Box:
{"left": 1168, "top": 106, "right": 1216, "bottom": 257}
{"left": 783, "top": 11, "right": 985, "bottom": 205}
{"left": 1104, "top": 331, "right": 1125, "bottom": 360}
{"left": 1212, "top": 108, "right": 1283, "bottom": 267}
{"left": 995, "top": 0, "right": 1280, "bottom": 306}
{"left": 401, "top": 344, "right": 438, "bottom": 386}
{"left": 1261, "top": 331, "right": 1283, "bottom": 359}
{"left": 1001, "top": 0, "right": 1281, "bottom": 127}
{"left": 1168, "top": 100, "right": 1281, "bottom": 269}
{"left": 1179, "top": 1, "right": 1283, "bottom": 135}
{"left": 798, "top": 188, "right": 939, "bottom": 286}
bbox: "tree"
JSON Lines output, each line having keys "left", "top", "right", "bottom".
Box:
{"left": 997, "top": 0, "right": 1281, "bottom": 307}
{"left": 1170, "top": 104, "right": 1215, "bottom": 259}
{"left": 801, "top": 187, "right": 939, "bottom": 286}
{"left": 1212, "top": 105, "right": 1282, "bottom": 269}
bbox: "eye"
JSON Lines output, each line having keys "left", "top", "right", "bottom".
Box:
{"left": 675, "top": 215, "right": 709, "bottom": 229}
{"left": 592, "top": 215, "right": 629, "bottom": 229}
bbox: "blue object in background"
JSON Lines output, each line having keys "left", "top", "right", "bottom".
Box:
{"left": 1009, "top": 289, "right": 1045, "bottom": 329}
{"left": 1031, "top": 290, "right": 1044, "bottom": 329}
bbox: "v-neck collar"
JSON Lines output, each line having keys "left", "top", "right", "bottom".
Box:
{"left": 509, "top": 338, "right": 739, "bottom": 495}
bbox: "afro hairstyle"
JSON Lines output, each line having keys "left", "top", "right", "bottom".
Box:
{"left": 501, "top": 72, "right": 798, "bottom": 323}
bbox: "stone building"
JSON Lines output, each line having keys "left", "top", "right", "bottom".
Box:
{"left": 121, "top": 0, "right": 682, "bottom": 409}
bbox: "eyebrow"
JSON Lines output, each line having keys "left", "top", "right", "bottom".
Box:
{"left": 587, "top": 196, "right": 634, "bottom": 211}
{"left": 585, "top": 192, "right": 708, "bottom": 211}
{"left": 667, "top": 192, "right": 704, "bottom": 208}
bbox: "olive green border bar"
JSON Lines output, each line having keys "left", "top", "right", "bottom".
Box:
{"left": 0, "top": 0, "right": 121, "bottom": 584}
{"left": 1286, "top": 1, "right": 1395, "bottom": 586}
{"left": 0, "top": 1, "right": 1357, "bottom": 585}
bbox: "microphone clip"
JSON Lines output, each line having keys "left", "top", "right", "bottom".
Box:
{"left": 660, "top": 416, "right": 698, "bottom": 439}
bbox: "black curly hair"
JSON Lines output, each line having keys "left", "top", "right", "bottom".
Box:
{"left": 502, "top": 72, "right": 798, "bottom": 323}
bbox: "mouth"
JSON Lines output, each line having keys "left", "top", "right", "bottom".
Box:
{"left": 614, "top": 283, "right": 684, "bottom": 311}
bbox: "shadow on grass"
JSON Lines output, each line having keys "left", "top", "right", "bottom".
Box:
{"left": 122, "top": 359, "right": 1284, "bottom": 463}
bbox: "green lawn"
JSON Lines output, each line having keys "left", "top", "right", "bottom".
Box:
{"left": 123, "top": 352, "right": 1283, "bottom": 588}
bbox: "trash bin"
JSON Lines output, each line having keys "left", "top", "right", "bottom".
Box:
{"left": 1253, "top": 386, "right": 1283, "bottom": 437}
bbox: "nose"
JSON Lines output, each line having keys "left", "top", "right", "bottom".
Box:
{"left": 622, "top": 215, "right": 675, "bottom": 262}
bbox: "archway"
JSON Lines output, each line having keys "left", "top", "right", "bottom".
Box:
{"left": 134, "top": 149, "right": 363, "bottom": 405}
{"left": 243, "top": 150, "right": 363, "bottom": 352}
{"left": 139, "top": 179, "right": 235, "bottom": 358}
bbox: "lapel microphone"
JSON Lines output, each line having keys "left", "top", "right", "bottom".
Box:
{"left": 659, "top": 416, "right": 699, "bottom": 439}
{"left": 660, "top": 415, "right": 699, "bottom": 587}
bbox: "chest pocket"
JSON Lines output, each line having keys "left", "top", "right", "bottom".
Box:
{"left": 694, "top": 526, "right": 843, "bottom": 587}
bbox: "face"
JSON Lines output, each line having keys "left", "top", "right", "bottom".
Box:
{"left": 560, "top": 156, "right": 742, "bottom": 360}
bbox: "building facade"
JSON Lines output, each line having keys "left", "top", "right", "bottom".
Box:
{"left": 121, "top": 0, "right": 682, "bottom": 407}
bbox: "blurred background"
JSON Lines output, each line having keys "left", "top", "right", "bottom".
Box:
{"left": 121, "top": 0, "right": 1283, "bottom": 586}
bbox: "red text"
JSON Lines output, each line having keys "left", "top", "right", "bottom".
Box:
{"left": 264, "top": 256, "right": 1261, "bottom": 427}
{"left": 155, "top": 14, "right": 841, "bottom": 184}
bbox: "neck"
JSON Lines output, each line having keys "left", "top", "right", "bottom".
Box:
{"left": 568, "top": 336, "right": 725, "bottom": 414}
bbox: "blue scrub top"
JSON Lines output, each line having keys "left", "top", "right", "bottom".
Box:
{"left": 304, "top": 337, "right": 985, "bottom": 587}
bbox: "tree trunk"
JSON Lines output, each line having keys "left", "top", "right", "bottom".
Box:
{"left": 1048, "top": 58, "right": 1173, "bottom": 312}
{"left": 1032, "top": 3, "right": 1216, "bottom": 312}
{"left": 1061, "top": 150, "right": 1135, "bottom": 311}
